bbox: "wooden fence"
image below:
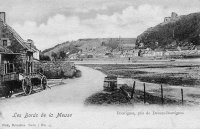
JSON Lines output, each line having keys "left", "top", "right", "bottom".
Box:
{"left": 120, "top": 81, "right": 184, "bottom": 105}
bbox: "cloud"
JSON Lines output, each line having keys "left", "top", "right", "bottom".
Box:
{"left": 8, "top": 0, "right": 200, "bottom": 50}
{"left": 2, "top": 0, "right": 200, "bottom": 24}
{"left": 12, "top": 5, "right": 168, "bottom": 50}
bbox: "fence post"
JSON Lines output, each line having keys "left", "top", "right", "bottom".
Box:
{"left": 144, "top": 83, "right": 146, "bottom": 104}
{"left": 131, "top": 81, "right": 135, "bottom": 99}
{"left": 181, "top": 89, "right": 184, "bottom": 105}
{"left": 120, "top": 87, "right": 130, "bottom": 100}
{"left": 161, "top": 84, "right": 164, "bottom": 105}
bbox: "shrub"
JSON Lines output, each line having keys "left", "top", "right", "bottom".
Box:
{"left": 74, "top": 70, "right": 82, "bottom": 78}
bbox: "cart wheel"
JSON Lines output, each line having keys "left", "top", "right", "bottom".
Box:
{"left": 3, "top": 85, "right": 11, "bottom": 98}
{"left": 22, "top": 77, "right": 32, "bottom": 95}
{"left": 41, "top": 76, "right": 47, "bottom": 90}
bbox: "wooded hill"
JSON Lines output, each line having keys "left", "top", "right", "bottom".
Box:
{"left": 136, "top": 12, "right": 200, "bottom": 49}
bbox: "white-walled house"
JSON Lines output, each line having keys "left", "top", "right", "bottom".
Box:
{"left": 26, "top": 39, "right": 40, "bottom": 60}
{"left": 154, "top": 49, "right": 165, "bottom": 57}
{"left": 33, "top": 50, "right": 40, "bottom": 60}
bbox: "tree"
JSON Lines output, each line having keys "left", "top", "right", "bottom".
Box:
{"left": 51, "top": 52, "right": 57, "bottom": 61}
{"left": 59, "top": 51, "right": 66, "bottom": 59}
{"left": 40, "top": 54, "right": 51, "bottom": 61}
{"left": 137, "top": 13, "right": 200, "bottom": 48}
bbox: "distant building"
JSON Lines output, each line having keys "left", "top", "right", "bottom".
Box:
{"left": 171, "top": 12, "right": 178, "bottom": 20}
{"left": 69, "top": 53, "right": 79, "bottom": 60}
{"left": 154, "top": 49, "right": 165, "bottom": 57}
{"left": 26, "top": 39, "right": 40, "bottom": 60}
{"left": 143, "top": 51, "right": 154, "bottom": 57}
{"left": 164, "top": 12, "right": 178, "bottom": 23}
{"left": 133, "top": 49, "right": 140, "bottom": 57}
{"left": 164, "top": 17, "right": 171, "bottom": 22}
{"left": 194, "top": 46, "right": 200, "bottom": 55}
{"left": 112, "top": 49, "right": 122, "bottom": 57}
{"left": 87, "top": 54, "right": 93, "bottom": 58}
{"left": 194, "top": 46, "right": 200, "bottom": 51}
{"left": 119, "top": 44, "right": 135, "bottom": 50}
{"left": 79, "top": 53, "right": 87, "bottom": 58}
{"left": 105, "top": 52, "right": 113, "bottom": 58}
{"left": 164, "top": 47, "right": 180, "bottom": 56}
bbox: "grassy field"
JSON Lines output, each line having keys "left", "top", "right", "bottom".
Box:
{"left": 81, "top": 60, "right": 200, "bottom": 106}
{"left": 80, "top": 63, "right": 200, "bottom": 86}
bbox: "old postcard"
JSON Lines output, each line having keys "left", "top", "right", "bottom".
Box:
{"left": 0, "top": 0, "right": 200, "bottom": 129}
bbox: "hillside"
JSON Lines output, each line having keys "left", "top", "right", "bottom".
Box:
{"left": 136, "top": 12, "right": 200, "bottom": 49}
{"left": 43, "top": 38, "right": 136, "bottom": 57}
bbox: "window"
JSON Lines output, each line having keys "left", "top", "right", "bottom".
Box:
{"left": 1, "top": 38, "right": 10, "bottom": 46}
{"left": 4, "top": 63, "right": 15, "bottom": 74}
{"left": 26, "top": 61, "right": 33, "bottom": 74}
{"left": 3, "top": 40, "right": 7, "bottom": 46}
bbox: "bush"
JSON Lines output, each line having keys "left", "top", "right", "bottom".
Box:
{"left": 74, "top": 70, "right": 82, "bottom": 78}
{"left": 40, "top": 54, "right": 51, "bottom": 61}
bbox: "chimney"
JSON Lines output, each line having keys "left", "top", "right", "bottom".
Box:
{"left": 0, "top": 12, "right": 6, "bottom": 23}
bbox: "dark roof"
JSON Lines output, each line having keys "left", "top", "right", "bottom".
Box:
{"left": 2, "top": 22, "right": 35, "bottom": 52}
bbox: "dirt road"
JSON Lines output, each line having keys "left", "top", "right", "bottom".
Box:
{"left": 0, "top": 66, "right": 106, "bottom": 109}
{"left": 1, "top": 66, "right": 200, "bottom": 129}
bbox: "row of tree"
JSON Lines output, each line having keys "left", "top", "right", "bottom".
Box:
{"left": 51, "top": 51, "right": 67, "bottom": 61}
{"left": 40, "top": 51, "right": 67, "bottom": 61}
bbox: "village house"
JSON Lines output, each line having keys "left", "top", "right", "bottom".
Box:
{"left": 79, "top": 53, "right": 87, "bottom": 58}
{"left": 124, "top": 49, "right": 135, "bottom": 57}
{"left": 139, "top": 47, "right": 164, "bottom": 57}
{"left": 164, "top": 47, "right": 181, "bottom": 57}
{"left": 68, "top": 53, "right": 79, "bottom": 60}
{"left": 179, "top": 45, "right": 200, "bottom": 57}
{"left": 105, "top": 52, "right": 113, "bottom": 58}
{"left": 119, "top": 43, "right": 135, "bottom": 51}
{"left": 154, "top": 48, "right": 165, "bottom": 57}
{"left": 87, "top": 54, "right": 93, "bottom": 58}
{"left": 132, "top": 49, "right": 140, "bottom": 57}
{"left": 120, "top": 52, "right": 134, "bottom": 58}
{"left": 26, "top": 39, "right": 40, "bottom": 60}
{"left": 194, "top": 46, "right": 200, "bottom": 54}
{"left": 177, "top": 46, "right": 191, "bottom": 52}
{"left": 112, "top": 49, "right": 122, "bottom": 57}
{"left": 0, "top": 12, "right": 38, "bottom": 77}
{"left": 142, "top": 50, "right": 155, "bottom": 57}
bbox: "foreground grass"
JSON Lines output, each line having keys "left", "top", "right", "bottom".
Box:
{"left": 85, "top": 85, "right": 181, "bottom": 105}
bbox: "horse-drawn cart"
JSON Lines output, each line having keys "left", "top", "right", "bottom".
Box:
{"left": 2, "top": 72, "right": 47, "bottom": 98}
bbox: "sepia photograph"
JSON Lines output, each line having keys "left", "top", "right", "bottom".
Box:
{"left": 0, "top": 0, "right": 200, "bottom": 129}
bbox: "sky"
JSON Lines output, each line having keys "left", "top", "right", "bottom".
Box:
{"left": 1, "top": 0, "right": 200, "bottom": 50}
